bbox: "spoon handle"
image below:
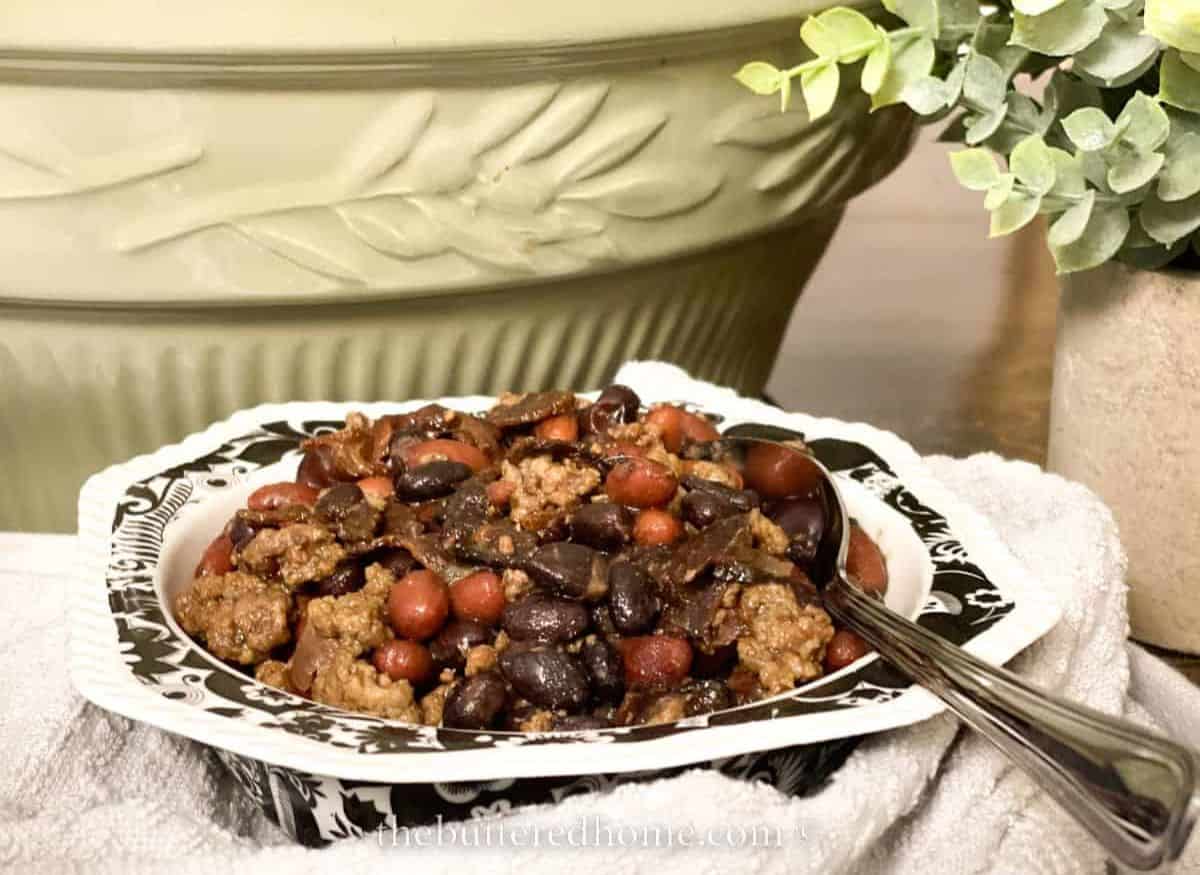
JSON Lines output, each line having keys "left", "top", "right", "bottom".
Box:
{"left": 825, "top": 580, "right": 1199, "bottom": 871}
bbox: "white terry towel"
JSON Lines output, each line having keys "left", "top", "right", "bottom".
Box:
{"left": 2, "top": 361, "right": 1198, "bottom": 874}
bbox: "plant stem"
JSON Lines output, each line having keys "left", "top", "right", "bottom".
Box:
{"left": 783, "top": 26, "right": 923, "bottom": 78}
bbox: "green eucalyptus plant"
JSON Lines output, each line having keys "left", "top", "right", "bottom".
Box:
{"left": 736, "top": 0, "right": 1200, "bottom": 273}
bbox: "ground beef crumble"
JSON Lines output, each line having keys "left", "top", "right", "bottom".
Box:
{"left": 175, "top": 572, "right": 291, "bottom": 664}
{"left": 501, "top": 455, "right": 601, "bottom": 531}
{"left": 310, "top": 644, "right": 420, "bottom": 721}
{"left": 305, "top": 564, "right": 393, "bottom": 654}
{"left": 748, "top": 509, "right": 791, "bottom": 556}
{"left": 238, "top": 524, "right": 346, "bottom": 589}
{"left": 735, "top": 583, "right": 834, "bottom": 695}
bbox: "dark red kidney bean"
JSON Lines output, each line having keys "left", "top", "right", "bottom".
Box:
{"left": 297, "top": 444, "right": 340, "bottom": 490}
{"left": 847, "top": 524, "right": 888, "bottom": 595}
{"left": 620, "top": 636, "right": 693, "bottom": 687}
{"left": 568, "top": 503, "right": 635, "bottom": 551}
{"left": 393, "top": 460, "right": 473, "bottom": 502}
{"left": 643, "top": 406, "right": 684, "bottom": 453}
{"left": 554, "top": 714, "right": 613, "bottom": 731}
{"left": 581, "top": 638, "right": 624, "bottom": 703}
{"left": 443, "top": 672, "right": 509, "bottom": 730}
{"left": 765, "top": 496, "right": 825, "bottom": 566}
{"left": 683, "top": 679, "right": 733, "bottom": 716}
{"left": 373, "top": 639, "right": 435, "bottom": 685}
{"left": 317, "top": 561, "right": 365, "bottom": 597}
{"left": 247, "top": 481, "right": 320, "bottom": 512}
{"left": 195, "top": 534, "right": 234, "bottom": 577}
{"left": 315, "top": 482, "right": 365, "bottom": 520}
{"left": 401, "top": 439, "right": 488, "bottom": 473}
{"left": 387, "top": 570, "right": 450, "bottom": 640}
{"left": 502, "top": 595, "right": 589, "bottom": 643}
{"left": 824, "top": 629, "right": 870, "bottom": 671}
{"left": 743, "top": 443, "right": 822, "bottom": 500}
{"left": 429, "top": 618, "right": 491, "bottom": 668}
{"left": 225, "top": 515, "right": 256, "bottom": 551}
{"left": 608, "top": 561, "right": 659, "bottom": 635}
{"left": 681, "top": 491, "right": 734, "bottom": 529}
{"left": 583, "top": 384, "right": 640, "bottom": 434}
{"left": 449, "top": 570, "right": 506, "bottom": 625}
{"left": 534, "top": 413, "right": 579, "bottom": 443}
{"left": 632, "top": 509, "right": 683, "bottom": 546}
{"left": 499, "top": 648, "right": 589, "bottom": 711}
{"left": 375, "top": 548, "right": 416, "bottom": 579}
{"left": 605, "top": 458, "right": 678, "bottom": 508}
{"left": 523, "top": 542, "right": 606, "bottom": 600}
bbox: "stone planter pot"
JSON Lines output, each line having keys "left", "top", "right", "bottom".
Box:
{"left": 1048, "top": 262, "right": 1200, "bottom": 655}
{"left": 0, "top": 1, "right": 913, "bottom": 531}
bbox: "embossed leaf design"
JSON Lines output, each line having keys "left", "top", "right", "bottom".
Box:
{"left": 754, "top": 122, "right": 844, "bottom": 192}
{"left": 474, "top": 164, "right": 558, "bottom": 214}
{"left": 237, "top": 211, "right": 366, "bottom": 283}
{"left": 555, "top": 109, "right": 669, "bottom": 184}
{"left": 337, "top": 197, "right": 448, "bottom": 259}
{"left": 491, "top": 82, "right": 611, "bottom": 168}
{"left": 562, "top": 164, "right": 724, "bottom": 218}
{"left": 710, "top": 104, "right": 816, "bottom": 148}
{"left": 409, "top": 196, "right": 537, "bottom": 272}
{"left": 465, "top": 83, "right": 561, "bottom": 156}
{"left": 338, "top": 93, "right": 435, "bottom": 188}
{"left": 498, "top": 205, "right": 606, "bottom": 244}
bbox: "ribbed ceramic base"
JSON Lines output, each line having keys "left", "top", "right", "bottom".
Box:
{"left": 4, "top": 217, "right": 839, "bottom": 531}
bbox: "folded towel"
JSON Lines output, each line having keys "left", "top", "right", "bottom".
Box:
{"left": 2, "top": 362, "right": 1196, "bottom": 874}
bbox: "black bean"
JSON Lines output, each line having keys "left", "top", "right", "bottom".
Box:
{"left": 499, "top": 647, "right": 590, "bottom": 711}
{"left": 581, "top": 638, "right": 624, "bottom": 703}
{"left": 583, "top": 384, "right": 640, "bottom": 434}
{"left": 681, "top": 491, "right": 735, "bottom": 529}
{"left": 317, "top": 561, "right": 365, "bottom": 597}
{"left": 316, "top": 483, "right": 365, "bottom": 520}
{"left": 394, "top": 460, "right": 473, "bottom": 502}
{"left": 374, "top": 548, "right": 416, "bottom": 579}
{"left": 227, "top": 515, "right": 256, "bottom": 551}
{"left": 502, "top": 595, "right": 589, "bottom": 643}
{"left": 608, "top": 561, "right": 659, "bottom": 635}
{"left": 683, "top": 679, "right": 733, "bottom": 716}
{"left": 568, "top": 503, "right": 635, "bottom": 551}
{"left": 589, "top": 602, "right": 618, "bottom": 639}
{"left": 765, "top": 496, "right": 825, "bottom": 566}
{"left": 443, "top": 672, "right": 508, "bottom": 730}
{"left": 429, "top": 618, "right": 491, "bottom": 668}
{"left": 554, "top": 714, "right": 613, "bottom": 731}
{"left": 522, "top": 542, "right": 607, "bottom": 600}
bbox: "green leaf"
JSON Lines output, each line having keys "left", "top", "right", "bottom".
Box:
{"left": 1074, "top": 16, "right": 1164, "bottom": 87}
{"left": 882, "top": 0, "right": 940, "bottom": 35}
{"left": 1108, "top": 150, "right": 1166, "bottom": 192}
{"left": 974, "top": 23, "right": 1031, "bottom": 79}
{"left": 1010, "top": 135, "right": 1058, "bottom": 193}
{"left": 1116, "top": 92, "right": 1172, "bottom": 152}
{"left": 1013, "top": 0, "right": 1067, "bottom": 13}
{"left": 1011, "top": 0, "right": 1108, "bottom": 56}
{"left": 904, "top": 75, "right": 956, "bottom": 113}
{"left": 1159, "top": 50, "right": 1200, "bottom": 113}
{"left": 1158, "top": 131, "right": 1200, "bottom": 200}
{"left": 735, "top": 62, "right": 783, "bottom": 95}
{"left": 1062, "top": 107, "right": 1119, "bottom": 151}
{"left": 862, "top": 28, "right": 892, "bottom": 95}
{"left": 801, "top": 63, "right": 841, "bottom": 120}
{"left": 950, "top": 148, "right": 1003, "bottom": 190}
{"left": 985, "top": 173, "right": 1017, "bottom": 209}
{"left": 1050, "top": 148, "right": 1089, "bottom": 195}
{"left": 1185, "top": 52, "right": 1200, "bottom": 73}
{"left": 1044, "top": 72, "right": 1104, "bottom": 119}
{"left": 1050, "top": 205, "right": 1132, "bottom": 272}
{"left": 990, "top": 193, "right": 1042, "bottom": 236}
{"left": 939, "top": 0, "right": 984, "bottom": 41}
{"left": 871, "top": 34, "right": 936, "bottom": 110}
{"left": 1146, "top": 0, "right": 1200, "bottom": 53}
{"left": 1140, "top": 190, "right": 1200, "bottom": 243}
{"left": 801, "top": 16, "right": 840, "bottom": 60}
{"left": 1079, "top": 151, "right": 1111, "bottom": 188}
{"left": 963, "top": 52, "right": 1008, "bottom": 110}
{"left": 965, "top": 106, "right": 1008, "bottom": 144}
{"left": 813, "top": 8, "right": 882, "bottom": 62}
{"left": 1048, "top": 189, "right": 1097, "bottom": 247}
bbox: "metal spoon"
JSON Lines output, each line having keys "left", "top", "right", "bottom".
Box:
{"left": 717, "top": 427, "right": 1198, "bottom": 871}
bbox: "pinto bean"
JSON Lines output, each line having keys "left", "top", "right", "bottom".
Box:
{"left": 297, "top": 445, "right": 339, "bottom": 490}
{"left": 195, "top": 533, "right": 234, "bottom": 577}
{"left": 357, "top": 476, "right": 394, "bottom": 502}
{"left": 247, "top": 481, "right": 319, "bottom": 512}
{"left": 633, "top": 509, "right": 683, "bottom": 546}
{"left": 824, "top": 629, "right": 870, "bottom": 671}
{"left": 743, "top": 443, "right": 822, "bottom": 500}
{"left": 400, "top": 439, "right": 488, "bottom": 473}
{"left": 605, "top": 459, "right": 677, "bottom": 508}
{"left": 449, "top": 570, "right": 506, "bottom": 625}
{"left": 847, "top": 524, "right": 888, "bottom": 595}
{"left": 373, "top": 640, "right": 435, "bottom": 685}
{"left": 499, "top": 648, "right": 589, "bottom": 711}
{"left": 502, "top": 595, "right": 589, "bottom": 643}
{"left": 644, "top": 406, "right": 719, "bottom": 453}
{"left": 534, "top": 414, "right": 579, "bottom": 443}
{"left": 619, "top": 636, "right": 693, "bottom": 688}
{"left": 443, "top": 672, "right": 508, "bottom": 730}
{"left": 387, "top": 570, "right": 450, "bottom": 640}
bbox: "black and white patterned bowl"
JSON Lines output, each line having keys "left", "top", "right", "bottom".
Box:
{"left": 71, "top": 387, "right": 1060, "bottom": 846}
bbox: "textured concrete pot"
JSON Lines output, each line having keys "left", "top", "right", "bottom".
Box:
{"left": 1048, "top": 262, "right": 1200, "bottom": 655}
{"left": 0, "top": 1, "right": 913, "bottom": 531}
